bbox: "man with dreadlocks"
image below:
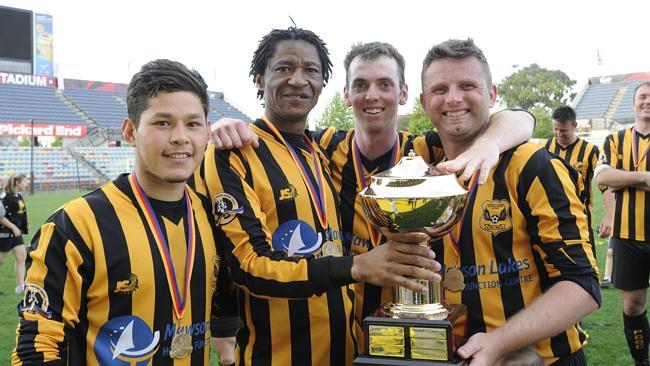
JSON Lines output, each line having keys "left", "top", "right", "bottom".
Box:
{"left": 194, "top": 27, "right": 441, "bottom": 365}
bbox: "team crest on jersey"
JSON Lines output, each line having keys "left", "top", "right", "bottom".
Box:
{"left": 19, "top": 283, "right": 51, "bottom": 318}
{"left": 479, "top": 200, "right": 512, "bottom": 235}
{"left": 279, "top": 184, "right": 298, "bottom": 201}
{"left": 114, "top": 273, "right": 139, "bottom": 295}
{"left": 272, "top": 220, "right": 323, "bottom": 257}
{"left": 213, "top": 192, "right": 243, "bottom": 225}
{"left": 94, "top": 315, "right": 160, "bottom": 365}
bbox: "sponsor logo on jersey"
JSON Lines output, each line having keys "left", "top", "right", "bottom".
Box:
{"left": 114, "top": 273, "right": 139, "bottom": 294}
{"left": 94, "top": 315, "right": 159, "bottom": 365}
{"left": 272, "top": 220, "right": 323, "bottom": 257}
{"left": 213, "top": 192, "right": 243, "bottom": 225}
{"left": 478, "top": 199, "right": 512, "bottom": 235}
{"left": 19, "top": 283, "right": 51, "bottom": 318}
{"left": 279, "top": 184, "right": 298, "bottom": 201}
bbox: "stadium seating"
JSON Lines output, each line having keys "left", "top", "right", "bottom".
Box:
{"left": 0, "top": 84, "right": 86, "bottom": 125}
{"left": 574, "top": 83, "right": 619, "bottom": 119}
{"left": 575, "top": 80, "right": 645, "bottom": 123}
{"left": 209, "top": 94, "right": 252, "bottom": 122}
{"left": 612, "top": 80, "right": 646, "bottom": 123}
{"left": 63, "top": 88, "right": 127, "bottom": 128}
{"left": 0, "top": 146, "right": 99, "bottom": 190}
{"left": 75, "top": 146, "right": 134, "bottom": 180}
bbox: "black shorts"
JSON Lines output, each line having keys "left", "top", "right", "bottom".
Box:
{"left": 0, "top": 235, "right": 25, "bottom": 252}
{"left": 612, "top": 237, "right": 650, "bottom": 291}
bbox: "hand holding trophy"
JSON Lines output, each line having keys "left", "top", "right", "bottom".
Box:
{"left": 353, "top": 151, "right": 469, "bottom": 365}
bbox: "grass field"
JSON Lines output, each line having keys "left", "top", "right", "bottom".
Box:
{"left": 0, "top": 186, "right": 641, "bottom": 364}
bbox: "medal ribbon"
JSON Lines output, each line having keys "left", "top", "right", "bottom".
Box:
{"left": 129, "top": 174, "right": 195, "bottom": 320}
{"left": 261, "top": 116, "right": 328, "bottom": 229}
{"left": 352, "top": 133, "right": 399, "bottom": 246}
{"left": 448, "top": 170, "right": 481, "bottom": 257}
{"left": 632, "top": 127, "right": 649, "bottom": 169}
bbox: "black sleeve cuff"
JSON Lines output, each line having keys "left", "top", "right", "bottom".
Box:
{"left": 558, "top": 273, "right": 602, "bottom": 307}
{"left": 211, "top": 316, "right": 241, "bottom": 337}
{"left": 505, "top": 108, "right": 537, "bottom": 128}
{"left": 307, "top": 255, "right": 354, "bottom": 295}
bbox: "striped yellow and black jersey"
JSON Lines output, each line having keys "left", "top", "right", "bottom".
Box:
{"left": 599, "top": 127, "right": 650, "bottom": 241}
{"left": 198, "top": 119, "right": 357, "bottom": 366}
{"left": 429, "top": 142, "right": 600, "bottom": 365}
{"left": 12, "top": 174, "right": 233, "bottom": 365}
{"left": 539, "top": 137, "right": 599, "bottom": 248}
{"left": 315, "top": 127, "right": 445, "bottom": 328}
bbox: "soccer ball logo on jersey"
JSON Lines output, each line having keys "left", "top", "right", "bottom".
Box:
{"left": 94, "top": 315, "right": 160, "bottom": 365}
{"left": 213, "top": 192, "right": 243, "bottom": 225}
{"left": 272, "top": 219, "right": 323, "bottom": 257}
{"left": 479, "top": 200, "right": 512, "bottom": 235}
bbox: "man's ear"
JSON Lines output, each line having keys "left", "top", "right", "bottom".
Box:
{"left": 255, "top": 74, "right": 264, "bottom": 90}
{"left": 399, "top": 84, "right": 408, "bottom": 106}
{"left": 122, "top": 118, "right": 137, "bottom": 146}
{"left": 343, "top": 85, "right": 352, "bottom": 107}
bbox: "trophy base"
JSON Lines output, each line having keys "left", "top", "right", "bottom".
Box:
{"left": 353, "top": 355, "right": 465, "bottom": 365}
{"left": 383, "top": 302, "right": 448, "bottom": 320}
{"left": 353, "top": 303, "right": 466, "bottom": 366}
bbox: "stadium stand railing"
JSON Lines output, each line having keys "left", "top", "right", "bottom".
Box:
{"left": 0, "top": 146, "right": 100, "bottom": 190}
{"left": 0, "top": 84, "right": 87, "bottom": 125}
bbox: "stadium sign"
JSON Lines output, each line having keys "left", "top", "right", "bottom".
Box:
{"left": 0, "top": 123, "right": 86, "bottom": 137}
{"left": 0, "top": 72, "right": 56, "bottom": 87}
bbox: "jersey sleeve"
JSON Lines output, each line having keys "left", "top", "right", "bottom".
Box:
{"left": 517, "top": 150, "right": 600, "bottom": 305}
{"left": 409, "top": 131, "right": 445, "bottom": 164}
{"left": 12, "top": 207, "right": 93, "bottom": 365}
{"left": 201, "top": 145, "right": 353, "bottom": 300}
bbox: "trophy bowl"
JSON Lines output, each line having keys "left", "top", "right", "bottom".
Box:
{"left": 354, "top": 152, "right": 469, "bottom": 365}
{"left": 359, "top": 152, "right": 468, "bottom": 318}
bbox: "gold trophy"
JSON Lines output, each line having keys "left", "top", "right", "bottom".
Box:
{"left": 353, "top": 152, "right": 469, "bottom": 365}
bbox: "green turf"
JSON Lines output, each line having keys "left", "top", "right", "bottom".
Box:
{"left": 0, "top": 186, "right": 641, "bottom": 364}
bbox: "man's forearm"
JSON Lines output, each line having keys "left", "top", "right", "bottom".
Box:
{"left": 483, "top": 109, "right": 535, "bottom": 152}
{"left": 487, "top": 281, "right": 598, "bottom": 355}
{"left": 596, "top": 168, "right": 649, "bottom": 190}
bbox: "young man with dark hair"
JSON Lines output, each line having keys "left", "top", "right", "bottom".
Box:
{"left": 195, "top": 28, "right": 442, "bottom": 366}
{"left": 12, "top": 59, "right": 238, "bottom": 364}
{"left": 538, "top": 105, "right": 601, "bottom": 255}
{"left": 595, "top": 81, "right": 650, "bottom": 366}
{"left": 419, "top": 38, "right": 599, "bottom": 365}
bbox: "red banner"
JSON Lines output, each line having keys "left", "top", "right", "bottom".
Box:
{"left": 0, "top": 123, "right": 86, "bottom": 137}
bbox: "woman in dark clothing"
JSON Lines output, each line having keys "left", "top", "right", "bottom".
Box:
{"left": 0, "top": 173, "right": 28, "bottom": 294}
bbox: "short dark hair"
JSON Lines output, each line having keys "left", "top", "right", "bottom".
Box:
{"left": 551, "top": 106, "right": 577, "bottom": 124}
{"left": 249, "top": 27, "right": 332, "bottom": 99}
{"left": 421, "top": 38, "right": 492, "bottom": 89}
{"left": 343, "top": 42, "right": 406, "bottom": 87}
{"left": 633, "top": 81, "right": 650, "bottom": 102}
{"left": 126, "top": 59, "right": 209, "bottom": 126}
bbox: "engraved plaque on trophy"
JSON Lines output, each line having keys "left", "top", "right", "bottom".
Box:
{"left": 353, "top": 152, "right": 469, "bottom": 366}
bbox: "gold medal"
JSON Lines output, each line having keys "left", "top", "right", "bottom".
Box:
{"left": 444, "top": 268, "right": 465, "bottom": 292}
{"left": 321, "top": 240, "right": 342, "bottom": 257}
{"left": 169, "top": 332, "right": 193, "bottom": 359}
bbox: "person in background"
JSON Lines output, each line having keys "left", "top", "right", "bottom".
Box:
{"left": 539, "top": 106, "right": 600, "bottom": 257}
{"left": 595, "top": 81, "right": 650, "bottom": 366}
{"left": 0, "top": 173, "right": 28, "bottom": 295}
